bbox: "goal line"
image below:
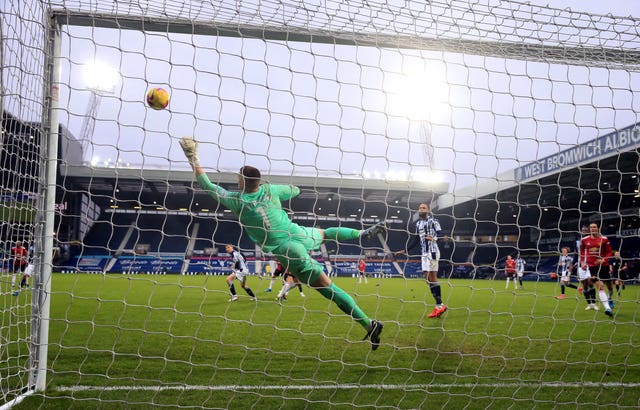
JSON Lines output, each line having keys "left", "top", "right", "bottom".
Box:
{"left": 57, "top": 381, "right": 640, "bottom": 392}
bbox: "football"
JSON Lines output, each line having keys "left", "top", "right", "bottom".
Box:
{"left": 146, "top": 87, "right": 170, "bottom": 110}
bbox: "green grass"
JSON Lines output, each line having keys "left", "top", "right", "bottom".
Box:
{"left": 4, "top": 274, "right": 640, "bottom": 408}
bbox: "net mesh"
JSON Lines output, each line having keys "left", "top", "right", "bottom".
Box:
{"left": 2, "top": 0, "right": 640, "bottom": 408}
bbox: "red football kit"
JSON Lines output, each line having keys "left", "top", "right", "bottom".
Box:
{"left": 580, "top": 235, "right": 612, "bottom": 268}
{"left": 505, "top": 259, "right": 516, "bottom": 276}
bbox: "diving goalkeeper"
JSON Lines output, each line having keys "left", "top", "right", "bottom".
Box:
{"left": 179, "top": 137, "right": 384, "bottom": 350}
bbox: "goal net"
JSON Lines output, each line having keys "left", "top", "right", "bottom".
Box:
{"left": 2, "top": 0, "right": 640, "bottom": 408}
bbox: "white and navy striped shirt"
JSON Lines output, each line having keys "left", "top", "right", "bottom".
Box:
{"left": 231, "top": 250, "right": 249, "bottom": 272}
{"left": 408, "top": 216, "right": 442, "bottom": 256}
{"left": 558, "top": 254, "right": 573, "bottom": 275}
{"left": 516, "top": 257, "right": 526, "bottom": 273}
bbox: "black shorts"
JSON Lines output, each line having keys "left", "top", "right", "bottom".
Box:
{"left": 13, "top": 262, "right": 26, "bottom": 273}
{"left": 589, "top": 265, "right": 611, "bottom": 281}
{"left": 617, "top": 270, "right": 629, "bottom": 281}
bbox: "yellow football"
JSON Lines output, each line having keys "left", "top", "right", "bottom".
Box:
{"left": 146, "top": 87, "right": 170, "bottom": 110}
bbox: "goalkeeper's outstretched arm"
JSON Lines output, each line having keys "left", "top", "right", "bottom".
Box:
{"left": 179, "top": 136, "right": 230, "bottom": 203}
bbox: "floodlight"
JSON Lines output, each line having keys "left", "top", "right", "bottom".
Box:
{"left": 82, "top": 60, "right": 119, "bottom": 94}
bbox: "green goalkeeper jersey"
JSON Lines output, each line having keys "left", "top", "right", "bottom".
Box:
{"left": 197, "top": 173, "right": 319, "bottom": 252}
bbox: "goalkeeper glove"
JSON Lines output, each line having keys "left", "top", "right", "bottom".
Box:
{"left": 179, "top": 136, "right": 200, "bottom": 170}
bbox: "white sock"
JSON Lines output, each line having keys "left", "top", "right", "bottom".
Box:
{"left": 11, "top": 273, "right": 16, "bottom": 287}
{"left": 505, "top": 278, "right": 510, "bottom": 288}
{"left": 599, "top": 290, "right": 610, "bottom": 310}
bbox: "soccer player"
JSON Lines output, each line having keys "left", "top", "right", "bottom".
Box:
{"left": 394, "top": 202, "right": 447, "bottom": 318}
{"left": 180, "top": 137, "right": 384, "bottom": 350}
{"left": 357, "top": 258, "right": 368, "bottom": 284}
{"left": 277, "top": 265, "right": 306, "bottom": 300}
{"left": 555, "top": 246, "right": 578, "bottom": 299}
{"left": 10, "top": 241, "right": 28, "bottom": 290}
{"left": 609, "top": 251, "right": 628, "bottom": 296}
{"left": 515, "top": 254, "right": 526, "bottom": 289}
{"left": 13, "top": 262, "right": 34, "bottom": 296}
{"left": 575, "top": 225, "right": 594, "bottom": 306}
{"left": 225, "top": 244, "right": 257, "bottom": 302}
{"left": 504, "top": 255, "right": 516, "bottom": 289}
{"left": 580, "top": 222, "right": 613, "bottom": 317}
{"left": 265, "top": 260, "right": 283, "bottom": 293}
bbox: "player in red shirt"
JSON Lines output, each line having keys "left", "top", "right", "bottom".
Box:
{"left": 357, "top": 259, "right": 367, "bottom": 284}
{"left": 504, "top": 255, "right": 516, "bottom": 290}
{"left": 579, "top": 223, "right": 613, "bottom": 317}
{"left": 10, "top": 241, "right": 28, "bottom": 288}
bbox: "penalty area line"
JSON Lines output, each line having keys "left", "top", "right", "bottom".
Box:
{"left": 57, "top": 382, "right": 640, "bottom": 392}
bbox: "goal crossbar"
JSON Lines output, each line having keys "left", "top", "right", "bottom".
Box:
{"left": 52, "top": 11, "right": 640, "bottom": 71}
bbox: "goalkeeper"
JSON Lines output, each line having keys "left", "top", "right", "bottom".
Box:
{"left": 179, "top": 137, "right": 384, "bottom": 350}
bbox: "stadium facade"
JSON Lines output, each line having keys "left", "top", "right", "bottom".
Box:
{"left": 2, "top": 111, "right": 639, "bottom": 280}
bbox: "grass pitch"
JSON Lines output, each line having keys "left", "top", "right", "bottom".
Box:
{"left": 6, "top": 273, "right": 640, "bottom": 409}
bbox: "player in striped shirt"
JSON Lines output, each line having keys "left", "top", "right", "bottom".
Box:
{"left": 395, "top": 202, "right": 447, "bottom": 318}
{"left": 225, "top": 244, "right": 257, "bottom": 302}
{"left": 555, "top": 247, "right": 578, "bottom": 299}
{"left": 515, "top": 254, "right": 526, "bottom": 290}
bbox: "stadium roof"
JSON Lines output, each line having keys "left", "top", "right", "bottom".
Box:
{"left": 59, "top": 163, "right": 450, "bottom": 221}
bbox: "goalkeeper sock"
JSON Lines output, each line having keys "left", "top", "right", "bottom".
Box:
{"left": 245, "top": 288, "right": 256, "bottom": 298}
{"left": 228, "top": 283, "right": 236, "bottom": 296}
{"left": 323, "top": 227, "right": 359, "bottom": 241}
{"left": 316, "top": 282, "right": 369, "bottom": 328}
{"left": 566, "top": 283, "right": 577, "bottom": 289}
{"left": 560, "top": 284, "right": 565, "bottom": 294}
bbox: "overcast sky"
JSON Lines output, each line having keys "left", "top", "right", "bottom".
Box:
{"left": 530, "top": 0, "right": 639, "bottom": 18}
{"left": 46, "top": 0, "right": 640, "bottom": 192}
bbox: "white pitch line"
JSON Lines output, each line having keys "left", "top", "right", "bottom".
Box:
{"left": 57, "top": 382, "right": 640, "bottom": 392}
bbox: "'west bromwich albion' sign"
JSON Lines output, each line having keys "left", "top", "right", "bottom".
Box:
{"left": 514, "top": 122, "right": 640, "bottom": 182}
